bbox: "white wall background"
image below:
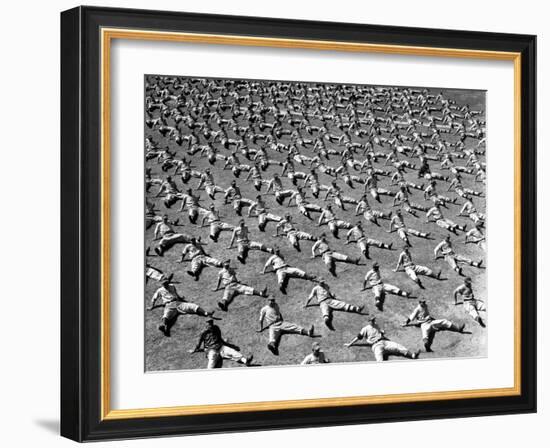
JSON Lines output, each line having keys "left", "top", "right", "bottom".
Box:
{"left": 0, "top": 0, "right": 545, "bottom": 445}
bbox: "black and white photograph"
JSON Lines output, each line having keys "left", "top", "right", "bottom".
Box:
{"left": 144, "top": 75, "right": 487, "bottom": 372}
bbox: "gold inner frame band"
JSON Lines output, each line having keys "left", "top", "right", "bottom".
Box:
{"left": 100, "top": 27, "right": 522, "bottom": 421}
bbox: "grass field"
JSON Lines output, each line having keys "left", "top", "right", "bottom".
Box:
{"left": 144, "top": 78, "right": 487, "bottom": 372}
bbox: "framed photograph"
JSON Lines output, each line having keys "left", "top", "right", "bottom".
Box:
{"left": 60, "top": 6, "right": 536, "bottom": 441}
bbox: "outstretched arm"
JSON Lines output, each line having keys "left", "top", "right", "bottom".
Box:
{"left": 212, "top": 275, "right": 222, "bottom": 292}
{"left": 345, "top": 334, "right": 362, "bottom": 348}
{"left": 394, "top": 253, "right": 404, "bottom": 272}
{"left": 189, "top": 332, "right": 205, "bottom": 353}
{"left": 262, "top": 258, "right": 272, "bottom": 274}
{"left": 227, "top": 229, "right": 237, "bottom": 249}
{"left": 177, "top": 196, "right": 187, "bottom": 212}
{"left": 257, "top": 309, "right": 266, "bottom": 332}
{"left": 304, "top": 289, "right": 316, "bottom": 308}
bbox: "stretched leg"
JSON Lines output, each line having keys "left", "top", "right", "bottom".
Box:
{"left": 372, "top": 285, "right": 386, "bottom": 311}
{"left": 383, "top": 283, "right": 410, "bottom": 297}
{"left": 456, "top": 254, "right": 482, "bottom": 267}
{"left": 220, "top": 345, "right": 252, "bottom": 365}
{"left": 331, "top": 252, "right": 360, "bottom": 265}
{"left": 319, "top": 301, "right": 335, "bottom": 331}
{"left": 421, "top": 322, "right": 436, "bottom": 352}
{"left": 415, "top": 264, "right": 440, "bottom": 279}
{"left": 397, "top": 228, "right": 411, "bottom": 246}
{"left": 384, "top": 340, "right": 418, "bottom": 359}
{"left": 237, "top": 242, "right": 249, "bottom": 264}
{"left": 366, "top": 237, "right": 392, "bottom": 250}
{"left": 444, "top": 254, "right": 462, "bottom": 275}
{"left": 405, "top": 266, "right": 423, "bottom": 289}
{"left": 186, "top": 257, "right": 205, "bottom": 281}
{"left": 407, "top": 228, "right": 430, "bottom": 239}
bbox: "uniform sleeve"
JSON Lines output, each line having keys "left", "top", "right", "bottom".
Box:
{"left": 409, "top": 305, "right": 421, "bottom": 322}
{"left": 311, "top": 240, "right": 320, "bottom": 256}
{"left": 154, "top": 222, "right": 162, "bottom": 238}
{"left": 151, "top": 288, "right": 161, "bottom": 301}
{"left": 396, "top": 252, "right": 404, "bottom": 267}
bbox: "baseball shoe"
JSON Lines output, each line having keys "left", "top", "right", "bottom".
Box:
{"left": 158, "top": 324, "right": 170, "bottom": 337}
{"left": 411, "top": 350, "right": 421, "bottom": 359}
{"left": 357, "top": 305, "right": 368, "bottom": 315}
{"left": 308, "top": 325, "right": 315, "bottom": 337}
{"left": 154, "top": 247, "right": 163, "bottom": 257}
{"left": 245, "top": 355, "right": 254, "bottom": 366}
{"left": 324, "top": 317, "right": 335, "bottom": 331}
{"left": 217, "top": 301, "right": 228, "bottom": 312}
{"left": 267, "top": 343, "right": 279, "bottom": 356}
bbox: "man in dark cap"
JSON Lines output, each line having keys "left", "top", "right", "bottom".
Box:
{"left": 257, "top": 297, "right": 315, "bottom": 355}
{"left": 345, "top": 317, "right": 420, "bottom": 361}
{"left": 305, "top": 279, "right": 367, "bottom": 331}
{"left": 453, "top": 277, "right": 486, "bottom": 327}
{"left": 148, "top": 278, "right": 216, "bottom": 337}
{"left": 402, "top": 298, "right": 465, "bottom": 352}
{"left": 301, "top": 342, "right": 330, "bottom": 365}
{"left": 363, "top": 262, "right": 414, "bottom": 311}
{"left": 189, "top": 319, "right": 253, "bottom": 369}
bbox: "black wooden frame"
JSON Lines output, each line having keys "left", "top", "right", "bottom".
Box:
{"left": 60, "top": 6, "right": 537, "bottom": 442}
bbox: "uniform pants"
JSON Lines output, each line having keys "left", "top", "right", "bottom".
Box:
{"left": 464, "top": 299, "right": 486, "bottom": 320}
{"left": 162, "top": 301, "right": 201, "bottom": 320}
{"left": 268, "top": 322, "right": 307, "bottom": 347}
{"left": 159, "top": 233, "right": 192, "bottom": 251}
{"left": 189, "top": 255, "right": 223, "bottom": 275}
{"left": 372, "top": 340, "right": 412, "bottom": 361}
{"left": 319, "top": 299, "right": 360, "bottom": 319}
{"left": 222, "top": 282, "right": 261, "bottom": 305}
{"left": 210, "top": 221, "right": 233, "bottom": 238}
{"left": 207, "top": 345, "right": 245, "bottom": 369}
{"left": 405, "top": 264, "right": 436, "bottom": 282}
{"left": 420, "top": 319, "right": 455, "bottom": 340}
{"left": 444, "top": 254, "right": 476, "bottom": 271}
{"left": 276, "top": 267, "right": 313, "bottom": 286}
